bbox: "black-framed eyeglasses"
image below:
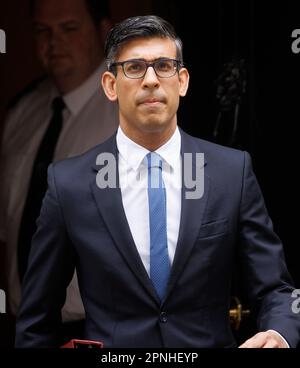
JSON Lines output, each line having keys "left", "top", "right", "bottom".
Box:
{"left": 110, "top": 58, "right": 182, "bottom": 79}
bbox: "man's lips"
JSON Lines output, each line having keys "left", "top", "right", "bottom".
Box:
{"left": 48, "top": 53, "right": 68, "bottom": 60}
{"left": 139, "top": 98, "right": 165, "bottom": 105}
{"left": 143, "top": 101, "right": 162, "bottom": 105}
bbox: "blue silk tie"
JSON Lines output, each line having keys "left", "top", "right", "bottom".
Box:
{"left": 147, "top": 152, "right": 170, "bottom": 300}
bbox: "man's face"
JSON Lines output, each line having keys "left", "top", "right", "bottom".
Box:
{"left": 103, "top": 37, "right": 189, "bottom": 141}
{"left": 33, "top": 0, "right": 103, "bottom": 92}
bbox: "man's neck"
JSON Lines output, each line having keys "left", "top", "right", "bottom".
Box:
{"left": 120, "top": 123, "right": 177, "bottom": 151}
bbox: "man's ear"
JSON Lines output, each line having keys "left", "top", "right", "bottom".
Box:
{"left": 178, "top": 68, "right": 190, "bottom": 97}
{"left": 101, "top": 71, "right": 118, "bottom": 102}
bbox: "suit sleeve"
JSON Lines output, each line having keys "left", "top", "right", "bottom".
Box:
{"left": 239, "top": 152, "right": 300, "bottom": 347}
{"left": 15, "top": 164, "right": 76, "bottom": 347}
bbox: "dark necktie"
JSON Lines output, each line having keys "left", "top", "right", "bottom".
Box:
{"left": 147, "top": 152, "right": 170, "bottom": 300}
{"left": 18, "top": 97, "right": 65, "bottom": 281}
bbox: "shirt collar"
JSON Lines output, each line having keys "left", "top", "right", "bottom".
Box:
{"left": 62, "top": 63, "right": 105, "bottom": 116}
{"left": 116, "top": 126, "right": 181, "bottom": 172}
{"left": 155, "top": 127, "right": 181, "bottom": 171}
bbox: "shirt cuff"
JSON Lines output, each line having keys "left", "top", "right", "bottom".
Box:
{"left": 267, "top": 330, "right": 290, "bottom": 348}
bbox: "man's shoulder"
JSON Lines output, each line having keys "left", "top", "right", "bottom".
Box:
{"left": 3, "top": 77, "right": 54, "bottom": 136}
{"left": 180, "top": 129, "right": 246, "bottom": 162}
{"left": 52, "top": 133, "right": 117, "bottom": 177}
{"left": 7, "top": 76, "right": 52, "bottom": 111}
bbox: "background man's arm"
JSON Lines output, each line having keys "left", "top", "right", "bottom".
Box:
{"left": 15, "top": 164, "right": 76, "bottom": 347}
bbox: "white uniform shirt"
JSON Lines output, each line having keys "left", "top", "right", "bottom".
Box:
{"left": 0, "top": 63, "right": 119, "bottom": 320}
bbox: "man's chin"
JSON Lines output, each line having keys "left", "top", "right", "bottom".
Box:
{"left": 140, "top": 121, "right": 172, "bottom": 134}
{"left": 47, "top": 61, "right": 72, "bottom": 78}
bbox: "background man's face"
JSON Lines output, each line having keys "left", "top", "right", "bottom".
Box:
{"left": 33, "top": 0, "right": 103, "bottom": 91}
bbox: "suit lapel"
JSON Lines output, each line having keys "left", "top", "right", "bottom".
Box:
{"left": 164, "top": 131, "right": 210, "bottom": 301}
{"left": 90, "top": 136, "right": 160, "bottom": 305}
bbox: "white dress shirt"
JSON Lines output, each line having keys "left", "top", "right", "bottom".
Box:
{"left": 117, "top": 126, "right": 182, "bottom": 275}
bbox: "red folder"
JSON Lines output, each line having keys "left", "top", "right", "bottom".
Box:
{"left": 61, "top": 339, "right": 103, "bottom": 348}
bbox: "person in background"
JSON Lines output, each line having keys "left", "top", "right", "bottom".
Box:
{"left": 0, "top": 0, "right": 118, "bottom": 344}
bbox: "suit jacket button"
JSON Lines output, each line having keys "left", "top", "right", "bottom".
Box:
{"left": 160, "top": 312, "right": 168, "bottom": 323}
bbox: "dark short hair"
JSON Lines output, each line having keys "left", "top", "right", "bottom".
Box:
{"left": 29, "top": 0, "right": 110, "bottom": 26}
{"left": 104, "top": 15, "right": 183, "bottom": 71}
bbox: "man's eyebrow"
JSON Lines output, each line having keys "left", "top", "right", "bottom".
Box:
{"left": 33, "top": 19, "right": 81, "bottom": 27}
{"left": 60, "top": 20, "right": 81, "bottom": 25}
{"left": 33, "top": 21, "right": 47, "bottom": 27}
{"left": 122, "top": 57, "right": 175, "bottom": 62}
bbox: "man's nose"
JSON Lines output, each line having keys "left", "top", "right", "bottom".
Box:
{"left": 49, "top": 28, "right": 64, "bottom": 46}
{"left": 142, "top": 66, "right": 160, "bottom": 88}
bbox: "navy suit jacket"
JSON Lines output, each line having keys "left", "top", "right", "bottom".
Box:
{"left": 15, "top": 129, "right": 300, "bottom": 347}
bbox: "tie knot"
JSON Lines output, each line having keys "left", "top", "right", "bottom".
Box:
{"left": 147, "top": 152, "right": 163, "bottom": 170}
{"left": 52, "top": 97, "right": 65, "bottom": 113}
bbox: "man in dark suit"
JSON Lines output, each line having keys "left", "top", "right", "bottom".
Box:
{"left": 15, "top": 15, "right": 300, "bottom": 348}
